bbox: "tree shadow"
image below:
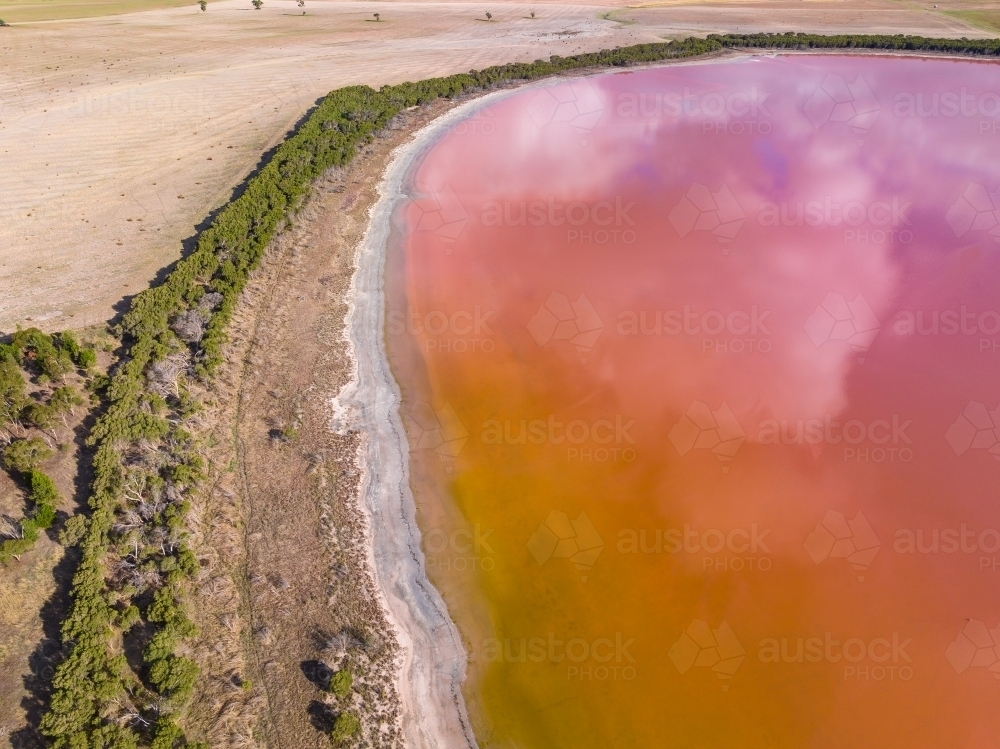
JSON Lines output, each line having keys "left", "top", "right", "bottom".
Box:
{"left": 306, "top": 699, "right": 336, "bottom": 733}
{"left": 301, "top": 658, "right": 332, "bottom": 691}
{"left": 8, "top": 544, "right": 79, "bottom": 749}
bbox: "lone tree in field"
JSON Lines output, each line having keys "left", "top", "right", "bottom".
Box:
{"left": 485, "top": 11, "right": 492, "bottom": 20}
{"left": 530, "top": 9, "right": 535, "bottom": 17}
{"left": 199, "top": 0, "right": 206, "bottom": 10}
{"left": 373, "top": 12, "right": 379, "bottom": 20}
{"left": 252, "top": 0, "right": 262, "bottom": 8}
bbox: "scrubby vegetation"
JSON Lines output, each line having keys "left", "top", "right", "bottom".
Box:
{"left": 330, "top": 711, "right": 360, "bottom": 743}
{"left": 0, "top": 329, "right": 95, "bottom": 567}
{"left": 329, "top": 668, "right": 352, "bottom": 699}
{"left": 34, "top": 31, "right": 1000, "bottom": 748}
{"left": 0, "top": 466, "right": 60, "bottom": 564}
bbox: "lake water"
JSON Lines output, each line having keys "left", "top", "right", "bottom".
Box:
{"left": 386, "top": 54, "right": 1000, "bottom": 748}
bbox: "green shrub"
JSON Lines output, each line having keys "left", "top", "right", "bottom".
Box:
{"left": 3, "top": 437, "right": 54, "bottom": 473}
{"left": 329, "top": 669, "right": 352, "bottom": 698}
{"left": 50, "top": 385, "right": 84, "bottom": 414}
{"left": 76, "top": 347, "right": 98, "bottom": 369}
{"left": 149, "top": 717, "right": 184, "bottom": 749}
{"left": 11, "top": 328, "right": 74, "bottom": 380}
{"left": 29, "top": 469, "right": 60, "bottom": 509}
{"left": 331, "top": 711, "right": 360, "bottom": 743}
{"left": 148, "top": 655, "right": 199, "bottom": 701}
{"left": 117, "top": 605, "right": 141, "bottom": 630}
{"left": 88, "top": 371, "right": 111, "bottom": 394}
{"left": 59, "top": 514, "right": 87, "bottom": 546}
{"left": 0, "top": 468, "right": 60, "bottom": 564}
{"left": 0, "top": 356, "right": 27, "bottom": 426}
{"left": 0, "top": 537, "right": 35, "bottom": 563}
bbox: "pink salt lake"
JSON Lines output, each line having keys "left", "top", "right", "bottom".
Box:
{"left": 386, "top": 54, "right": 1000, "bottom": 748}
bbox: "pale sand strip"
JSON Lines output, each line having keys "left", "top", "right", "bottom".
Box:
{"left": 329, "top": 91, "right": 512, "bottom": 749}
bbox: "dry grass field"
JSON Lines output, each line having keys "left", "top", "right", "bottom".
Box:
{"left": 0, "top": 0, "right": 994, "bottom": 335}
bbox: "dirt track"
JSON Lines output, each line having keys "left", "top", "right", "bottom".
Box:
{"left": 0, "top": 0, "right": 993, "bottom": 332}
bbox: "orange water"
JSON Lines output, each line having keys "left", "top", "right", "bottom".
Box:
{"left": 386, "top": 55, "right": 1000, "bottom": 747}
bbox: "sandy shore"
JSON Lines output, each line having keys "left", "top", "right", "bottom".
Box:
{"left": 330, "top": 91, "right": 517, "bottom": 749}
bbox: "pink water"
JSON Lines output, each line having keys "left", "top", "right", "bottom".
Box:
{"left": 387, "top": 55, "right": 1000, "bottom": 748}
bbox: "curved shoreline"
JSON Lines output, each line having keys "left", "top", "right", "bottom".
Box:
{"left": 331, "top": 91, "right": 517, "bottom": 749}
{"left": 326, "top": 52, "right": 810, "bottom": 749}
{"left": 324, "top": 46, "right": 988, "bottom": 747}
